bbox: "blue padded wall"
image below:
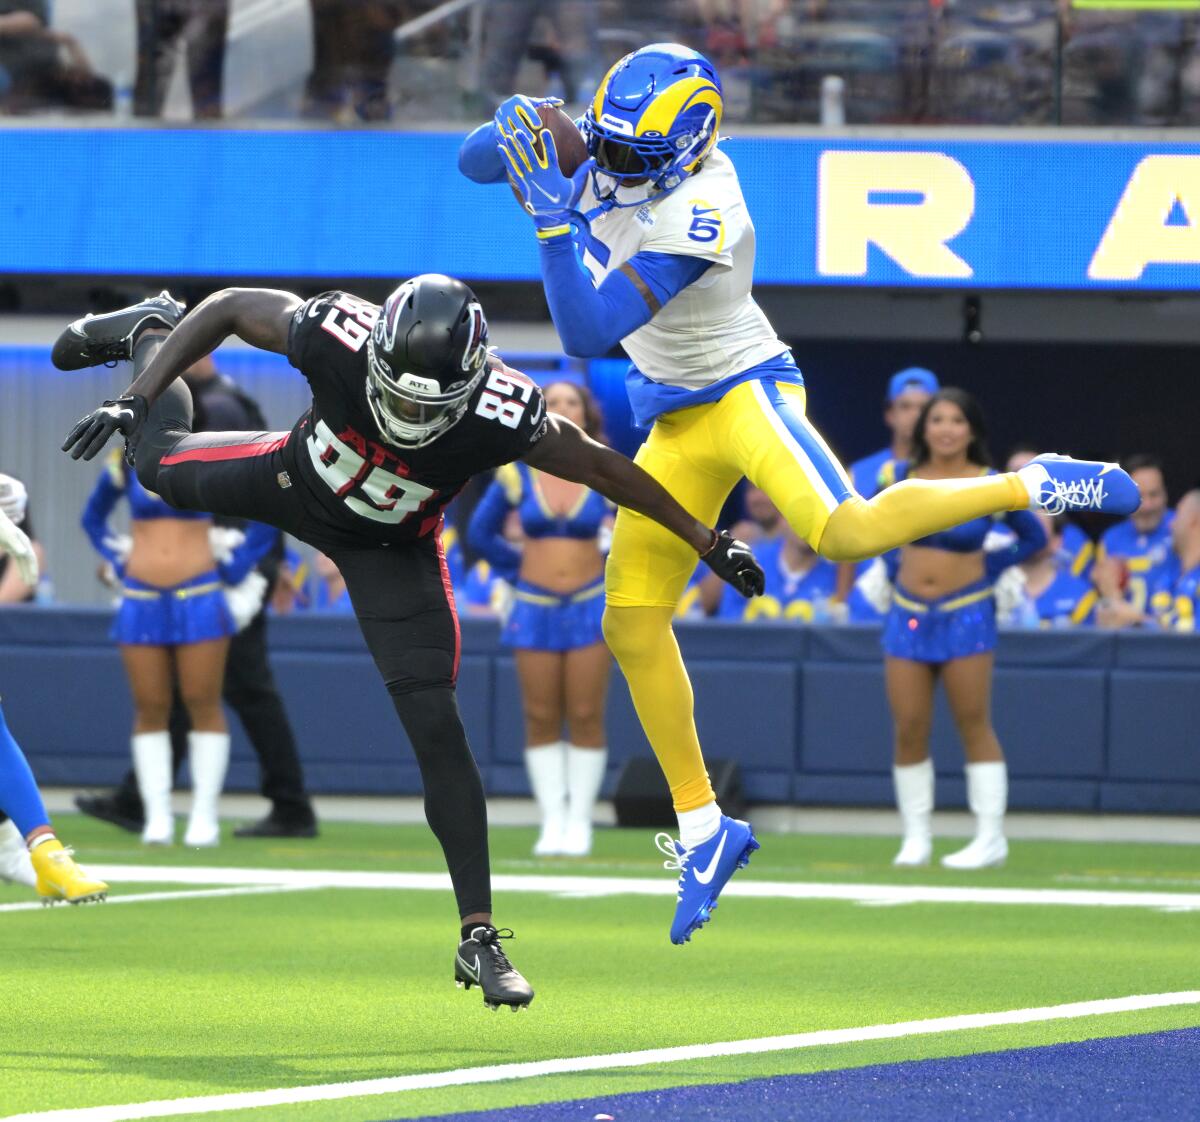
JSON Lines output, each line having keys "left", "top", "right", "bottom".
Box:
{"left": 1, "top": 608, "right": 1198, "bottom": 813}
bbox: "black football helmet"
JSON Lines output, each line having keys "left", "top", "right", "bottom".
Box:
{"left": 365, "top": 274, "right": 489, "bottom": 448}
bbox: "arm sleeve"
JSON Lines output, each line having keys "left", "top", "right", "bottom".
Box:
{"left": 539, "top": 236, "right": 711, "bottom": 357}
{"left": 458, "top": 123, "right": 508, "bottom": 185}
{"left": 467, "top": 473, "right": 523, "bottom": 578}
{"left": 80, "top": 462, "right": 125, "bottom": 564}
{"left": 987, "top": 510, "right": 1048, "bottom": 581}
{"left": 220, "top": 521, "right": 280, "bottom": 585}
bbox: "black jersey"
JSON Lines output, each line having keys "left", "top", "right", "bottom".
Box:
{"left": 284, "top": 290, "right": 547, "bottom": 544}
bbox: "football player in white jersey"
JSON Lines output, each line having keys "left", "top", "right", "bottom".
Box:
{"left": 460, "top": 43, "right": 1141, "bottom": 945}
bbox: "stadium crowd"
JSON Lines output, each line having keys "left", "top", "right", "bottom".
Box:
{"left": 5, "top": 1, "right": 1200, "bottom": 126}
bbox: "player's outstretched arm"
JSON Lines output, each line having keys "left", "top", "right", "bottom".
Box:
{"left": 523, "top": 414, "right": 764, "bottom": 598}
{"left": 125, "top": 288, "right": 302, "bottom": 406}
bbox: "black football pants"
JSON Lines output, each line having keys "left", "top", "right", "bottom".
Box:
{"left": 134, "top": 379, "right": 492, "bottom": 919}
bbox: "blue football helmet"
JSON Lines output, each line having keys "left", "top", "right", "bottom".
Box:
{"left": 582, "top": 43, "right": 723, "bottom": 203}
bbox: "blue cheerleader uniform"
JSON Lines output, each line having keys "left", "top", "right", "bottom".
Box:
{"left": 82, "top": 451, "right": 275, "bottom": 646}
{"left": 881, "top": 464, "right": 1046, "bottom": 663}
{"left": 468, "top": 461, "right": 611, "bottom": 651}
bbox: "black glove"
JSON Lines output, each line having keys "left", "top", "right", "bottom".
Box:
{"left": 701, "top": 529, "right": 765, "bottom": 598}
{"left": 62, "top": 395, "right": 149, "bottom": 462}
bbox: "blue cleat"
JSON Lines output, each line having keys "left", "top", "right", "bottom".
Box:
{"left": 1020, "top": 454, "right": 1141, "bottom": 517}
{"left": 656, "top": 815, "right": 760, "bottom": 945}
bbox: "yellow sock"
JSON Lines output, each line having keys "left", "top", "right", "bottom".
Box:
{"left": 602, "top": 604, "right": 715, "bottom": 812}
{"left": 817, "top": 473, "right": 1029, "bottom": 563}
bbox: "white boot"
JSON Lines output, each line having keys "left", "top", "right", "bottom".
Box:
{"left": 892, "top": 759, "right": 934, "bottom": 866}
{"left": 184, "top": 731, "right": 229, "bottom": 847}
{"left": 942, "top": 761, "right": 1008, "bottom": 869}
{"left": 561, "top": 745, "right": 607, "bottom": 857}
{"left": 0, "top": 818, "right": 35, "bottom": 887}
{"left": 132, "top": 731, "right": 174, "bottom": 845}
{"left": 525, "top": 742, "right": 567, "bottom": 857}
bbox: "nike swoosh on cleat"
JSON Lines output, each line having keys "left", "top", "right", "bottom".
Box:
{"left": 693, "top": 830, "right": 728, "bottom": 885}
{"left": 456, "top": 953, "right": 481, "bottom": 983}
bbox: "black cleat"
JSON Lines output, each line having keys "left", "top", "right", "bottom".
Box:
{"left": 52, "top": 291, "right": 186, "bottom": 370}
{"left": 454, "top": 926, "right": 534, "bottom": 1011}
{"left": 74, "top": 793, "right": 144, "bottom": 835}
{"left": 234, "top": 811, "right": 319, "bottom": 839}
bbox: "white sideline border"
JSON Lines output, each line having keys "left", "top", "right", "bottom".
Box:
{"left": 7, "top": 991, "right": 1199, "bottom": 1122}
{"left": 62, "top": 863, "right": 1200, "bottom": 913}
{"left": 0, "top": 884, "right": 317, "bottom": 914}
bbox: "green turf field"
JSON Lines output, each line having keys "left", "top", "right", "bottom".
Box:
{"left": 2, "top": 815, "right": 1198, "bottom": 1121}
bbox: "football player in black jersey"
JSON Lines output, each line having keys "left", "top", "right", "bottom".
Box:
{"left": 57, "top": 276, "right": 764, "bottom": 1011}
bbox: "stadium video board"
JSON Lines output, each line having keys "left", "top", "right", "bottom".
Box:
{"left": 3, "top": 129, "right": 1200, "bottom": 289}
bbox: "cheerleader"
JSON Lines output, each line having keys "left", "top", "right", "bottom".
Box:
{"left": 875, "top": 389, "right": 1046, "bottom": 870}
{"left": 469, "top": 381, "right": 612, "bottom": 857}
{"left": 83, "top": 451, "right": 272, "bottom": 846}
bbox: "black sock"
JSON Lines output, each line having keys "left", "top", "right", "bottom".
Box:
{"left": 461, "top": 922, "right": 492, "bottom": 942}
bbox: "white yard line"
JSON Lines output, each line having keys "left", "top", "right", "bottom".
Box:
{"left": 8, "top": 991, "right": 1199, "bottom": 1122}
{"left": 0, "top": 884, "right": 317, "bottom": 914}
{"left": 66, "top": 864, "right": 1200, "bottom": 912}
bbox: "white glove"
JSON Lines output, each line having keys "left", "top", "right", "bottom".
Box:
{"left": 0, "top": 474, "right": 28, "bottom": 525}
{"left": 223, "top": 570, "right": 268, "bottom": 632}
{"left": 993, "top": 565, "right": 1029, "bottom": 622}
{"left": 0, "top": 507, "right": 38, "bottom": 587}
{"left": 208, "top": 526, "right": 246, "bottom": 564}
{"left": 855, "top": 556, "right": 893, "bottom": 614}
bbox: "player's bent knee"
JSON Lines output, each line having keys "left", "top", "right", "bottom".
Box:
{"left": 815, "top": 499, "right": 880, "bottom": 563}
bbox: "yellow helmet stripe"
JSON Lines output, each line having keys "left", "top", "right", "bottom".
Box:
{"left": 592, "top": 60, "right": 624, "bottom": 123}
{"left": 637, "top": 76, "right": 722, "bottom": 137}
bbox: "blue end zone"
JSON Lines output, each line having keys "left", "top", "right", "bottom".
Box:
{"left": 407, "top": 1028, "right": 1200, "bottom": 1122}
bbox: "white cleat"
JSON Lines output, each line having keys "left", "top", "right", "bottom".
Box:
{"left": 559, "top": 819, "right": 593, "bottom": 857}
{"left": 0, "top": 819, "right": 36, "bottom": 888}
{"left": 141, "top": 814, "right": 175, "bottom": 846}
{"left": 892, "top": 837, "right": 932, "bottom": 867}
{"left": 183, "top": 818, "right": 220, "bottom": 848}
{"left": 532, "top": 816, "right": 565, "bottom": 857}
{"left": 941, "top": 836, "right": 1008, "bottom": 869}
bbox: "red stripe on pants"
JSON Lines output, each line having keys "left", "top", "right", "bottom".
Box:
{"left": 435, "top": 529, "right": 461, "bottom": 682}
{"left": 160, "top": 433, "right": 290, "bottom": 467}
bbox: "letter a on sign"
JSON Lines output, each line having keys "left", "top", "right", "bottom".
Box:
{"left": 818, "top": 152, "right": 974, "bottom": 279}
{"left": 1089, "top": 156, "right": 1200, "bottom": 281}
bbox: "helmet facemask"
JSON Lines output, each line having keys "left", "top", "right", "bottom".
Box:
{"left": 584, "top": 107, "right": 718, "bottom": 205}
{"left": 365, "top": 290, "right": 490, "bottom": 449}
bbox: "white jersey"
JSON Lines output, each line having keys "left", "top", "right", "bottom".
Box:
{"left": 579, "top": 146, "right": 787, "bottom": 391}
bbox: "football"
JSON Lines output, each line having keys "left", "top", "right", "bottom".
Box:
{"left": 507, "top": 104, "right": 589, "bottom": 205}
